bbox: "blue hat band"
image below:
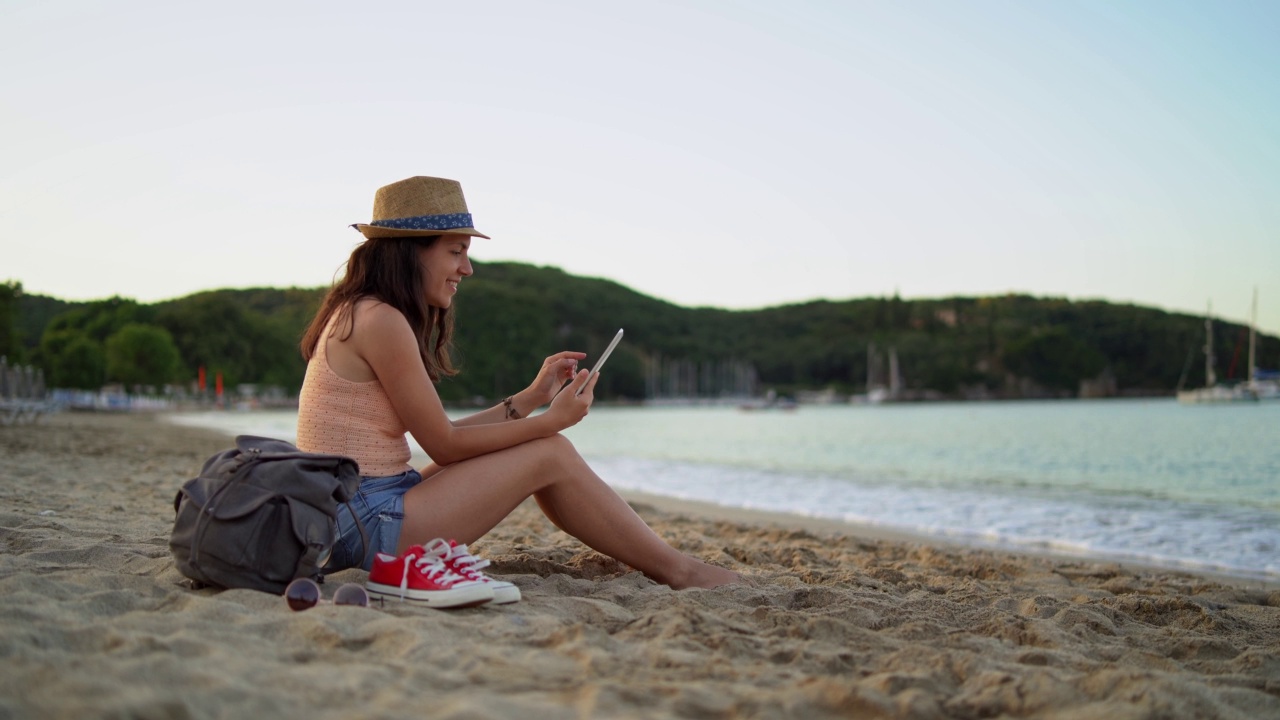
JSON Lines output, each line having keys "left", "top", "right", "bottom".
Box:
{"left": 370, "top": 212, "right": 474, "bottom": 231}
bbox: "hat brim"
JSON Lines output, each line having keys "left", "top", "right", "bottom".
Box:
{"left": 352, "top": 223, "right": 491, "bottom": 240}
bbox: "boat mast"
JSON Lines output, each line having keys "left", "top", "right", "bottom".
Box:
{"left": 866, "top": 342, "right": 875, "bottom": 390}
{"left": 1249, "top": 287, "right": 1258, "bottom": 389}
{"left": 1204, "top": 301, "right": 1216, "bottom": 388}
{"left": 889, "top": 347, "right": 901, "bottom": 399}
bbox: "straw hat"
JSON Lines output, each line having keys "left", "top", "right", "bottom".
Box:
{"left": 351, "top": 176, "right": 490, "bottom": 239}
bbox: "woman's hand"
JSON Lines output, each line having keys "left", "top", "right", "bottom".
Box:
{"left": 544, "top": 369, "right": 598, "bottom": 430}
{"left": 524, "top": 351, "right": 586, "bottom": 408}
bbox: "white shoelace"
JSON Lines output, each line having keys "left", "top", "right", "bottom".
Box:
{"left": 424, "top": 539, "right": 493, "bottom": 583}
{"left": 396, "top": 550, "right": 469, "bottom": 599}
{"left": 447, "top": 542, "right": 492, "bottom": 582}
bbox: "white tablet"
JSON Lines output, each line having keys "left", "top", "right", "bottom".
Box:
{"left": 579, "top": 328, "right": 623, "bottom": 395}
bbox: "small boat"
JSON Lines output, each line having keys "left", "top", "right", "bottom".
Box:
{"left": 853, "top": 344, "right": 902, "bottom": 405}
{"left": 738, "top": 389, "right": 798, "bottom": 412}
{"left": 1251, "top": 364, "right": 1280, "bottom": 401}
{"left": 1177, "top": 291, "right": 1261, "bottom": 404}
{"left": 1176, "top": 384, "right": 1257, "bottom": 403}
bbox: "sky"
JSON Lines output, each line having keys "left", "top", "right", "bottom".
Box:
{"left": 3, "top": 1, "right": 1278, "bottom": 338}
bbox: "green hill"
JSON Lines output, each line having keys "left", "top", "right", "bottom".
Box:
{"left": 8, "top": 265, "right": 1275, "bottom": 402}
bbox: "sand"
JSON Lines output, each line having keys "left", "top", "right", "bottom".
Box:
{"left": 1, "top": 412, "right": 1277, "bottom": 720}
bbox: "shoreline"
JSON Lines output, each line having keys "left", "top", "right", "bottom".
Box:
{"left": 611, "top": 489, "right": 1279, "bottom": 592}
{"left": 165, "top": 402, "right": 1280, "bottom": 588}
{"left": 94, "top": 407, "right": 1280, "bottom": 588}
{"left": 163, "top": 410, "right": 1280, "bottom": 590}
{"left": 4, "top": 412, "right": 1278, "bottom": 719}
{"left": 412, "top": 450, "right": 1280, "bottom": 592}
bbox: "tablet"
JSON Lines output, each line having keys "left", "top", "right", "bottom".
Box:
{"left": 579, "top": 328, "right": 623, "bottom": 395}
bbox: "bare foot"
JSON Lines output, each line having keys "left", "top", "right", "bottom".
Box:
{"left": 668, "top": 558, "right": 746, "bottom": 590}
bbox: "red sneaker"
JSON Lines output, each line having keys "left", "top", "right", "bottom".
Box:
{"left": 366, "top": 543, "right": 495, "bottom": 609}
{"left": 424, "top": 538, "right": 522, "bottom": 605}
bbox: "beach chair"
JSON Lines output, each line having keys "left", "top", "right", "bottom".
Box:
{"left": 0, "top": 356, "right": 15, "bottom": 425}
{"left": 0, "top": 358, "right": 51, "bottom": 425}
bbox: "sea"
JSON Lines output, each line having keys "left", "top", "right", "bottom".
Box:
{"left": 165, "top": 398, "right": 1280, "bottom": 583}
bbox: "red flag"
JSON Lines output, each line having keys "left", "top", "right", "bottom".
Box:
{"left": 215, "top": 372, "right": 223, "bottom": 398}
{"left": 198, "top": 366, "right": 206, "bottom": 391}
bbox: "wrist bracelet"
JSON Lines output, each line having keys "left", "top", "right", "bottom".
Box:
{"left": 503, "top": 396, "right": 521, "bottom": 420}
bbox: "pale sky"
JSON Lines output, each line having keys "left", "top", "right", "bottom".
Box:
{"left": 3, "top": 1, "right": 1278, "bottom": 337}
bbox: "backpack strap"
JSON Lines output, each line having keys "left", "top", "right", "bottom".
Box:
{"left": 350, "top": 498, "right": 372, "bottom": 568}
{"left": 296, "top": 544, "right": 324, "bottom": 581}
{"left": 188, "top": 450, "right": 260, "bottom": 572}
{"left": 317, "top": 497, "right": 372, "bottom": 580}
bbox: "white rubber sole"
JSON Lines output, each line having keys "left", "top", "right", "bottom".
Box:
{"left": 486, "top": 580, "right": 521, "bottom": 605}
{"left": 366, "top": 580, "right": 494, "bottom": 609}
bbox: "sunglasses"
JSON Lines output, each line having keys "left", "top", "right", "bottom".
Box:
{"left": 284, "top": 577, "right": 373, "bottom": 611}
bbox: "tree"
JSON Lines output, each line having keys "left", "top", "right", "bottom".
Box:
{"left": 42, "top": 296, "right": 144, "bottom": 343}
{"left": 37, "top": 296, "right": 148, "bottom": 381}
{"left": 155, "top": 294, "right": 289, "bottom": 390}
{"left": 51, "top": 334, "right": 106, "bottom": 389}
{"left": 1003, "top": 328, "right": 1107, "bottom": 393}
{"left": 105, "top": 323, "right": 182, "bottom": 389}
{"left": 0, "top": 280, "right": 20, "bottom": 362}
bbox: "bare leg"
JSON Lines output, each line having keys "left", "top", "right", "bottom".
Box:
{"left": 398, "top": 435, "right": 741, "bottom": 590}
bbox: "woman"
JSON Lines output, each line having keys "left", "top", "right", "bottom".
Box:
{"left": 297, "top": 176, "right": 741, "bottom": 597}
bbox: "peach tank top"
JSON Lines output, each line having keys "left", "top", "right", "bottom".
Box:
{"left": 296, "top": 312, "right": 412, "bottom": 477}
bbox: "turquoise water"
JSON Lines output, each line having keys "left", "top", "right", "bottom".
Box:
{"left": 167, "top": 398, "right": 1280, "bottom": 581}
{"left": 565, "top": 400, "right": 1278, "bottom": 510}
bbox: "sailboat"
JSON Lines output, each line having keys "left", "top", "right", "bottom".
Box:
{"left": 1256, "top": 371, "right": 1280, "bottom": 401}
{"left": 857, "top": 343, "right": 902, "bottom": 404}
{"left": 1176, "top": 292, "right": 1260, "bottom": 404}
{"left": 1248, "top": 288, "right": 1280, "bottom": 401}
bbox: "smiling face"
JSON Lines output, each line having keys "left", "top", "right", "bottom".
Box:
{"left": 418, "top": 234, "right": 474, "bottom": 308}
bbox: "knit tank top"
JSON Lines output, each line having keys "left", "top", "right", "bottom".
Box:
{"left": 296, "top": 311, "right": 412, "bottom": 477}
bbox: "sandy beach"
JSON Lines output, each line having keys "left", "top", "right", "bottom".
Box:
{"left": 2, "top": 412, "right": 1278, "bottom": 719}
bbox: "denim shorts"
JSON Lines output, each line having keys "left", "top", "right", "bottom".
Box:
{"left": 328, "top": 468, "right": 422, "bottom": 572}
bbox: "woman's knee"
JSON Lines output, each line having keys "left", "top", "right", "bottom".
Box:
{"left": 526, "top": 433, "right": 579, "bottom": 467}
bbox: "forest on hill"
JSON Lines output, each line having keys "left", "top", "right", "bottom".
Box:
{"left": 3, "top": 265, "right": 1275, "bottom": 404}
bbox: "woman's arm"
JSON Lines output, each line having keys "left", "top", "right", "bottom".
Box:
{"left": 354, "top": 302, "right": 596, "bottom": 466}
{"left": 451, "top": 351, "right": 585, "bottom": 427}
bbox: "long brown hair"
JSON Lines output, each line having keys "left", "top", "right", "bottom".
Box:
{"left": 301, "top": 236, "right": 459, "bottom": 381}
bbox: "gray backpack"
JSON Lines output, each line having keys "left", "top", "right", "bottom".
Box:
{"left": 170, "top": 436, "right": 366, "bottom": 594}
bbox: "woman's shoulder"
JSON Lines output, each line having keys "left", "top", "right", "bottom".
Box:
{"left": 351, "top": 298, "right": 411, "bottom": 334}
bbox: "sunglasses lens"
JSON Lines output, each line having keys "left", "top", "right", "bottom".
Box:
{"left": 333, "top": 583, "right": 370, "bottom": 608}
{"left": 285, "top": 578, "right": 321, "bottom": 611}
